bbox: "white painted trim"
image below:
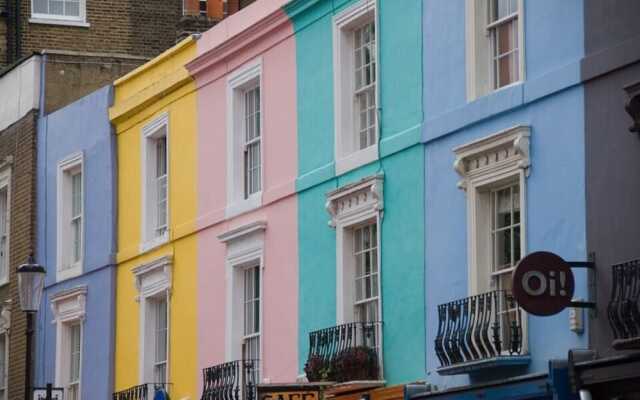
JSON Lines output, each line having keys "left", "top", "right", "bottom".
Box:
{"left": 226, "top": 59, "right": 263, "bottom": 218}
{"left": 51, "top": 286, "right": 86, "bottom": 396}
{"left": 326, "top": 174, "right": 384, "bottom": 228}
{"left": 56, "top": 152, "right": 84, "bottom": 282}
{"left": 28, "top": 18, "right": 89, "bottom": 27}
{"left": 332, "top": 0, "right": 378, "bottom": 175}
{"left": 465, "top": 0, "right": 526, "bottom": 101}
{"left": 453, "top": 126, "right": 530, "bottom": 354}
{"left": 218, "top": 221, "right": 267, "bottom": 243}
{"left": 133, "top": 255, "right": 172, "bottom": 384}
{"left": 0, "top": 168, "right": 11, "bottom": 287}
{"left": 30, "top": 0, "right": 87, "bottom": 23}
{"left": 221, "top": 222, "right": 265, "bottom": 370}
{"left": 140, "top": 113, "right": 170, "bottom": 252}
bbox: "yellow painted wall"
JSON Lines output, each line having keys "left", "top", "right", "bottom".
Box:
{"left": 110, "top": 37, "right": 199, "bottom": 399}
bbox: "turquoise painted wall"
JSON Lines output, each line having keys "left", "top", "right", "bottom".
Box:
{"left": 287, "top": 0, "right": 425, "bottom": 385}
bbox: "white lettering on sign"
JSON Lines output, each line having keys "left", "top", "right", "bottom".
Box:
{"left": 522, "top": 270, "right": 568, "bottom": 297}
{"left": 522, "top": 271, "right": 546, "bottom": 296}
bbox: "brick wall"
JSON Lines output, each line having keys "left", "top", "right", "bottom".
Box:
{"left": 0, "top": 110, "right": 37, "bottom": 400}
{"left": 3, "top": 0, "right": 183, "bottom": 65}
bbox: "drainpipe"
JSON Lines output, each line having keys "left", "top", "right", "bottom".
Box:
{"left": 14, "top": 0, "right": 20, "bottom": 61}
{"left": 37, "top": 51, "right": 48, "bottom": 384}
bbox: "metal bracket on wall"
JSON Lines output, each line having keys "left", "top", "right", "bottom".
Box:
{"left": 567, "top": 252, "right": 597, "bottom": 317}
{"left": 624, "top": 81, "right": 640, "bottom": 135}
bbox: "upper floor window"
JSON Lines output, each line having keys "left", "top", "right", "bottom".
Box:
{"left": 133, "top": 256, "right": 172, "bottom": 386}
{"left": 152, "top": 297, "right": 168, "bottom": 383}
{"left": 32, "top": 0, "right": 87, "bottom": 23}
{"left": 227, "top": 60, "right": 262, "bottom": 217}
{"left": 467, "top": 0, "right": 524, "bottom": 100}
{"left": 66, "top": 323, "right": 82, "bottom": 400}
{"left": 142, "top": 115, "right": 169, "bottom": 251}
{"left": 333, "top": 0, "right": 378, "bottom": 175}
{"left": 242, "top": 265, "right": 260, "bottom": 363}
{"left": 354, "top": 223, "right": 378, "bottom": 323}
{"left": 51, "top": 286, "right": 86, "bottom": 400}
{"left": 57, "top": 153, "right": 83, "bottom": 281}
{"left": 0, "top": 183, "right": 9, "bottom": 286}
{"left": 199, "top": 0, "right": 207, "bottom": 15}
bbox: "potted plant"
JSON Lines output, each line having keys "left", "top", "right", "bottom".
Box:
{"left": 333, "top": 346, "right": 379, "bottom": 382}
{"left": 304, "top": 355, "right": 333, "bottom": 382}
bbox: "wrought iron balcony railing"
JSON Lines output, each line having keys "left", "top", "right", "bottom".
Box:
{"left": 435, "top": 290, "right": 524, "bottom": 371}
{"left": 305, "top": 321, "right": 382, "bottom": 383}
{"left": 201, "top": 359, "right": 259, "bottom": 400}
{"left": 113, "top": 383, "right": 170, "bottom": 400}
{"left": 608, "top": 259, "right": 640, "bottom": 350}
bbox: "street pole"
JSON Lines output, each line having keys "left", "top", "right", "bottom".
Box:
{"left": 25, "top": 312, "right": 34, "bottom": 400}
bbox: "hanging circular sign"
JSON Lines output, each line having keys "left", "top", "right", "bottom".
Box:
{"left": 512, "top": 251, "right": 575, "bottom": 316}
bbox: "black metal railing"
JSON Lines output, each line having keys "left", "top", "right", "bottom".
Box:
{"left": 201, "top": 359, "right": 259, "bottom": 400}
{"left": 435, "top": 290, "right": 523, "bottom": 368}
{"left": 305, "top": 321, "right": 382, "bottom": 382}
{"left": 608, "top": 259, "right": 640, "bottom": 348}
{"left": 113, "top": 383, "right": 171, "bottom": 400}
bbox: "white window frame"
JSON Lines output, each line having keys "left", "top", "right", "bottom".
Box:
{"left": 465, "top": 0, "right": 525, "bottom": 101}
{"left": 325, "top": 174, "right": 384, "bottom": 375}
{"left": 333, "top": 0, "right": 378, "bottom": 176}
{"left": 226, "top": 59, "right": 263, "bottom": 218}
{"left": 133, "top": 255, "right": 172, "bottom": 385}
{"left": 453, "top": 125, "right": 530, "bottom": 353}
{"left": 51, "top": 286, "right": 87, "bottom": 400}
{"left": 0, "top": 302, "right": 10, "bottom": 400}
{"left": 0, "top": 169, "right": 11, "bottom": 287}
{"left": 56, "top": 152, "right": 84, "bottom": 282}
{"left": 30, "top": 0, "right": 89, "bottom": 27}
{"left": 141, "top": 114, "right": 170, "bottom": 253}
{"left": 219, "top": 221, "right": 265, "bottom": 369}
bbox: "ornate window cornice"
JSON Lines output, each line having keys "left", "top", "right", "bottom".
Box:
{"left": 50, "top": 286, "right": 87, "bottom": 323}
{"left": 453, "top": 125, "right": 531, "bottom": 190}
{"left": 325, "top": 174, "right": 384, "bottom": 228}
{"left": 133, "top": 255, "right": 173, "bottom": 300}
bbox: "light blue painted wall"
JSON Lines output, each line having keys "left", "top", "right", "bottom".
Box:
{"left": 422, "top": 0, "right": 587, "bottom": 391}
{"left": 287, "top": 0, "right": 425, "bottom": 385}
{"left": 35, "top": 85, "right": 116, "bottom": 399}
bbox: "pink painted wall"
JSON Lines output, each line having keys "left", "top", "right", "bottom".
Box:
{"left": 192, "top": 6, "right": 299, "bottom": 390}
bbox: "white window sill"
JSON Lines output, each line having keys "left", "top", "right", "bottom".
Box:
{"left": 226, "top": 192, "right": 262, "bottom": 219}
{"left": 140, "top": 231, "right": 170, "bottom": 253}
{"left": 56, "top": 263, "right": 82, "bottom": 282}
{"left": 29, "top": 17, "right": 90, "bottom": 28}
{"left": 335, "top": 145, "right": 379, "bottom": 176}
{"left": 0, "top": 279, "right": 9, "bottom": 288}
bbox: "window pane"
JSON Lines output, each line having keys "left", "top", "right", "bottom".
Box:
{"left": 69, "top": 324, "right": 81, "bottom": 382}
{"left": 155, "top": 299, "right": 167, "bottom": 364}
{"left": 156, "top": 137, "right": 167, "bottom": 178}
{"left": 71, "top": 172, "right": 82, "bottom": 217}
{"left": 0, "top": 334, "right": 5, "bottom": 390}
{"left": 0, "top": 189, "right": 8, "bottom": 282}
{"left": 33, "top": 0, "right": 49, "bottom": 14}
{"left": 50, "top": 0, "right": 64, "bottom": 15}
{"left": 65, "top": 0, "right": 80, "bottom": 16}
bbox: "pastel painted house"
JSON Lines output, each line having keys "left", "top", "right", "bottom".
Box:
{"left": 109, "top": 36, "right": 200, "bottom": 400}
{"left": 35, "top": 85, "right": 117, "bottom": 400}
{"left": 420, "top": 0, "right": 588, "bottom": 397}
{"left": 186, "top": 0, "right": 300, "bottom": 395}
{"left": 286, "top": 0, "right": 425, "bottom": 388}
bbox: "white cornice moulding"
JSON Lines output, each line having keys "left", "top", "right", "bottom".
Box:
{"left": 453, "top": 125, "right": 531, "bottom": 190}
{"left": 218, "top": 221, "right": 267, "bottom": 243}
{"left": 326, "top": 174, "right": 384, "bottom": 228}
{"left": 133, "top": 255, "right": 173, "bottom": 301}
{"left": 50, "top": 285, "right": 88, "bottom": 324}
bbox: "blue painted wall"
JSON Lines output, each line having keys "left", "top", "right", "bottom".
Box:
{"left": 35, "top": 85, "right": 116, "bottom": 399}
{"left": 422, "top": 0, "right": 587, "bottom": 390}
{"left": 287, "top": 0, "right": 425, "bottom": 385}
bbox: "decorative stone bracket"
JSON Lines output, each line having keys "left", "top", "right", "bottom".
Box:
{"left": 325, "top": 174, "right": 384, "bottom": 228}
{"left": 453, "top": 125, "right": 531, "bottom": 190}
